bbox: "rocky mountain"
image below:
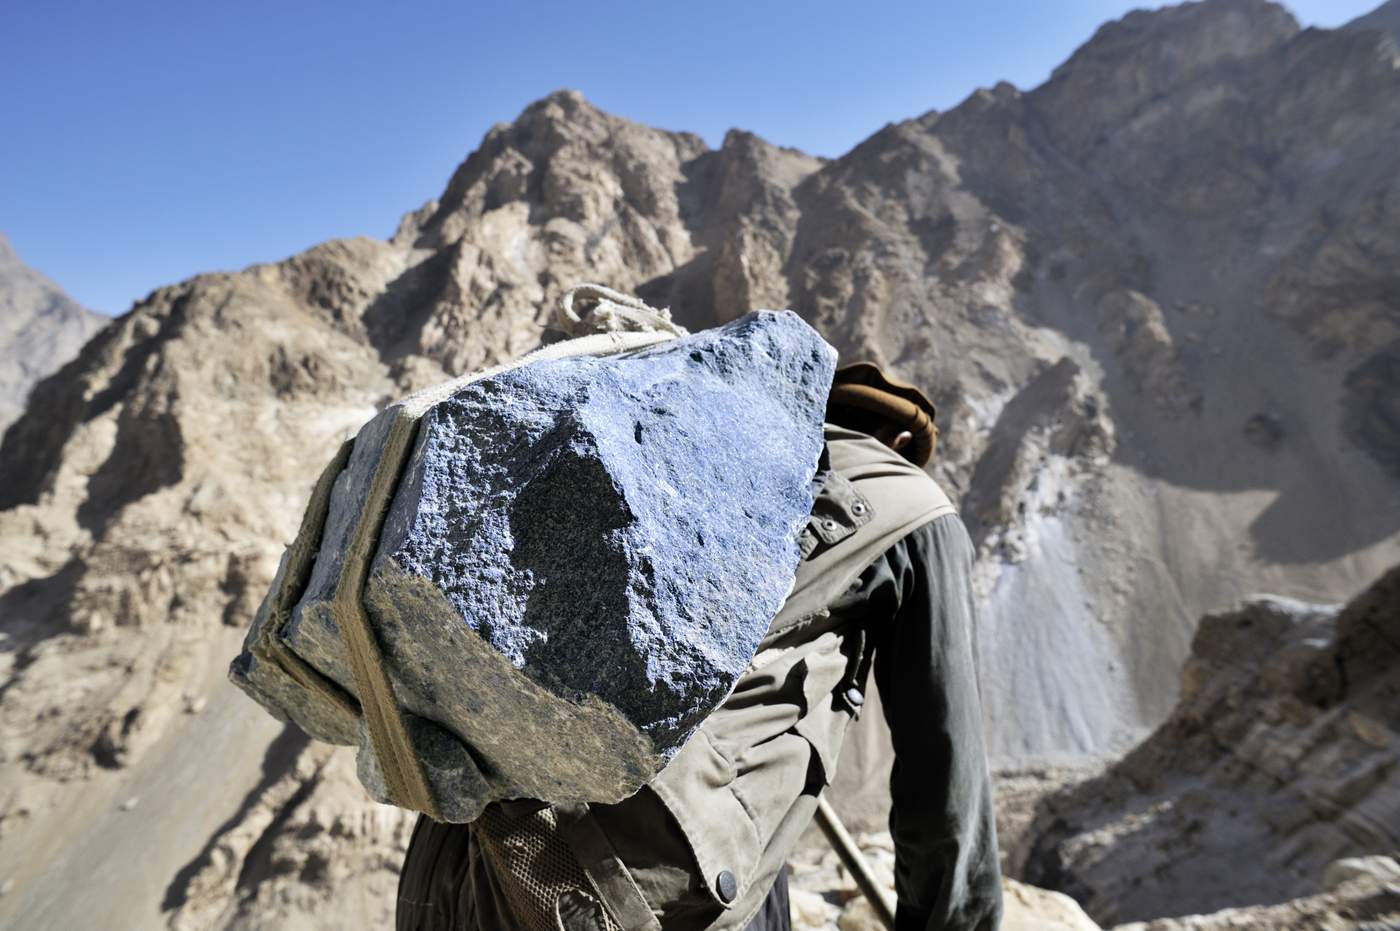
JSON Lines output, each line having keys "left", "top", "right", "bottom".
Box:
{"left": 1012, "top": 565, "right": 1400, "bottom": 926}
{"left": 1348, "top": 0, "right": 1400, "bottom": 42}
{"left": 0, "top": 234, "right": 106, "bottom": 431}
{"left": 1, "top": 0, "right": 1398, "bottom": 928}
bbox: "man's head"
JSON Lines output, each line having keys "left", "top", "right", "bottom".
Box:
{"left": 825, "top": 361, "right": 938, "bottom": 466}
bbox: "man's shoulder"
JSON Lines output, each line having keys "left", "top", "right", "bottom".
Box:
{"left": 764, "top": 426, "right": 958, "bottom": 642}
{"left": 822, "top": 423, "right": 954, "bottom": 523}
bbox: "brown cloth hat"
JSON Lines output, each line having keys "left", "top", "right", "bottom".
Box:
{"left": 827, "top": 361, "right": 938, "bottom": 467}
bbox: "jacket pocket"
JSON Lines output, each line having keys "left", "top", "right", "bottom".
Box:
{"left": 582, "top": 726, "right": 766, "bottom": 928}
{"left": 647, "top": 730, "right": 764, "bottom": 910}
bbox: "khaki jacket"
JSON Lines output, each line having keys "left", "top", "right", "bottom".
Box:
{"left": 397, "top": 425, "right": 957, "bottom": 931}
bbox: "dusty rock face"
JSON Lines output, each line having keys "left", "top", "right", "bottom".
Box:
{"left": 162, "top": 731, "right": 414, "bottom": 931}
{"left": 0, "top": 233, "right": 106, "bottom": 432}
{"left": 775, "top": 0, "right": 1400, "bottom": 760}
{"left": 1, "top": 0, "right": 1400, "bottom": 927}
{"left": 786, "top": 830, "right": 1105, "bottom": 931}
{"left": 1112, "top": 874, "right": 1400, "bottom": 931}
{"left": 1323, "top": 855, "right": 1400, "bottom": 891}
{"left": 1013, "top": 565, "right": 1400, "bottom": 926}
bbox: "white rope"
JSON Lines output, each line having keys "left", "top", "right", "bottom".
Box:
{"left": 397, "top": 285, "right": 686, "bottom": 419}
{"left": 556, "top": 283, "right": 689, "bottom": 338}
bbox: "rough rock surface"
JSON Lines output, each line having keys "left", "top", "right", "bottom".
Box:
{"left": 1323, "top": 855, "right": 1400, "bottom": 891}
{"left": 0, "top": 233, "right": 106, "bottom": 431}
{"left": 786, "top": 829, "right": 1105, "bottom": 931}
{"left": 1112, "top": 874, "right": 1400, "bottom": 931}
{"left": 2, "top": 0, "right": 1400, "bottom": 927}
{"left": 1014, "top": 565, "right": 1400, "bottom": 925}
{"left": 241, "top": 311, "right": 833, "bottom": 817}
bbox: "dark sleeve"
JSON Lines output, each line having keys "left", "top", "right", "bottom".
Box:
{"left": 871, "top": 513, "right": 1003, "bottom": 931}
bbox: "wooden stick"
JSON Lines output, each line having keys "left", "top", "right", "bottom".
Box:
{"left": 814, "top": 795, "right": 896, "bottom": 929}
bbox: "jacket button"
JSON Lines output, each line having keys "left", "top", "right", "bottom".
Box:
{"left": 716, "top": 869, "right": 738, "bottom": 904}
{"left": 844, "top": 686, "right": 865, "bottom": 707}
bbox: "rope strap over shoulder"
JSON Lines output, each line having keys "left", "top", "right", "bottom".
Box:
{"left": 331, "top": 408, "right": 441, "bottom": 819}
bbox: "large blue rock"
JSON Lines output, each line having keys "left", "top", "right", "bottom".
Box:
{"left": 253, "top": 310, "right": 834, "bottom": 819}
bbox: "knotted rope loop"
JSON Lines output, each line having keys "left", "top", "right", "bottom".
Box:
{"left": 557, "top": 283, "right": 689, "bottom": 338}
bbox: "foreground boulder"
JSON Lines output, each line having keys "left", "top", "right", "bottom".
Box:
{"left": 1112, "top": 870, "right": 1400, "bottom": 931}
{"left": 785, "top": 830, "right": 1104, "bottom": 931}
{"left": 233, "top": 309, "right": 835, "bottom": 820}
{"left": 1013, "top": 565, "right": 1400, "bottom": 925}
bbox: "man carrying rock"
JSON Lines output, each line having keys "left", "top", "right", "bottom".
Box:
{"left": 397, "top": 361, "right": 1003, "bottom": 931}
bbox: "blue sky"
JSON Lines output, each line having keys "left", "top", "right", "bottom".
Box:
{"left": 1, "top": 0, "right": 1379, "bottom": 315}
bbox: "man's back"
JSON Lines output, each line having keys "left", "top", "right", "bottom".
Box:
{"left": 398, "top": 424, "right": 1002, "bottom": 931}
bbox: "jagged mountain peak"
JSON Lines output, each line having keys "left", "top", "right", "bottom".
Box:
{"left": 411, "top": 89, "right": 709, "bottom": 249}
{"left": 1031, "top": 0, "right": 1298, "bottom": 159}
{"left": 1348, "top": 0, "right": 1400, "bottom": 42}
{"left": 1054, "top": 0, "right": 1299, "bottom": 77}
